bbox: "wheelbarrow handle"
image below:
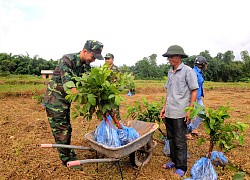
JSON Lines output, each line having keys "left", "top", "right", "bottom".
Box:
{"left": 40, "top": 144, "right": 94, "bottom": 151}
{"left": 67, "top": 160, "right": 81, "bottom": 167}
{"left": 67, "top": 158, "right": 119, "bottom": 167}
{"left": 41, "top": 144, "right": 53, "bottom": 148}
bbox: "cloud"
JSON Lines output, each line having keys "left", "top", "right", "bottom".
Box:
{"left": 1, "top": 0, "right": 250, "bottom": 66}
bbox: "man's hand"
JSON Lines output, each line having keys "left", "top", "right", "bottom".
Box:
{"left": 71, "top": 87, "right": 78, "bottom": 94}
{"left": 160, "top": 108, "right": 165, "bottom": 119}
{"left": 184, "top": 111, "right": 191, "bottom": 124}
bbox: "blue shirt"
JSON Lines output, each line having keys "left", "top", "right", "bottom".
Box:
{"left": 193, "top": 66, "right": 204, "bottom": 99}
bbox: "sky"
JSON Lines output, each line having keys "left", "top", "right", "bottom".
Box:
{"left": 0, "top": 0, "right": 250, "bottom": 67}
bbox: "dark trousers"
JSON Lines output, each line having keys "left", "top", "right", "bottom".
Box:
{"left": 164, "top": 117, "right": 187, "bottom": 172}
{"left": 46, "top": 107, "right": 76, "bottom": 165}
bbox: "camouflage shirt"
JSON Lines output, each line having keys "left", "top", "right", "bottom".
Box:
{"left": 42, "top": 52, "right": 91, "bottom": 109}
{"left": 110, "top": 64, "right": 120, "bottom": 73}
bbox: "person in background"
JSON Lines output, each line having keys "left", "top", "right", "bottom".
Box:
{"left": 104, "top": 53, "right": 120, "bottom": 72}
{"left": 42, "top": 40, "right": 104, "bottom": 169}
{"left": 104, "top": 53, "right": 135, "bottom": 96}
{"left": 104, "top": 53, "right": 136, "bottom": 96}
{"left": 186, "top": 56, "right": 207, "bottom": 139}
{"left": 160, "top": 45, "right": 198, "bottom": 178}
{"left": 104, "top": 53, "right": 122, "bottom": 126}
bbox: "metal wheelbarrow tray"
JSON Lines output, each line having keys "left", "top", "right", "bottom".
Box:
{"left": 41, "top": 120, "right": 158, "bottom": 169}
{"left": 85, "top": 120, "right": 158, "bottom": 159}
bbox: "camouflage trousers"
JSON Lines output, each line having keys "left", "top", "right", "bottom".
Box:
{"left": 45, "top": 107, "right": 77, "bottom": 166}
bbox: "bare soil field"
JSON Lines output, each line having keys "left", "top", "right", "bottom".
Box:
{"left": 0, "top": 88, "right": 250, "bottom": 180}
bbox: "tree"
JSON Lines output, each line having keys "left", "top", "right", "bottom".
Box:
{"left": 119, "top": 64, "right": 131, "bottom": 74}
{"left": 0, "top": 53, "right": 57, "bottom": 76}
{"left": 240, "top": 51, "right": 250, "bottom": 80}
{"left": 132, "top": 54, "right": 166, "bottom": 80}
{"left": 199, "top": 50, "right": 213, "bottom": 62}
{"left": 182, "top": 55, "right": 196, "bottom": 68}
{"left": 206, "top": 58, "right": 224, "bottom": 82}
{"left": 223, "top": 50, "right": 235, "bottom": 63}
{"left": 240, "top": 50, "right": 250, "bottom": 61}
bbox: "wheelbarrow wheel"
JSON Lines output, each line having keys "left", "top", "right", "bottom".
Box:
{"left": 129, "top": 138, "right": 153, "bottom": 167}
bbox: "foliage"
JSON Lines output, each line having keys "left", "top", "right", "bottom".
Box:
{"left": 130, "top": 54, "right": 169, "bottom": 80}
{"left": 124, "top": 72, "right": 135, "bottom": 90}
{"left": 186, "top": 103, "right": 248, "bottom": 153}
{"left": 0, "top": 74, "right": 46, "bottom": 85}
{"left": 233, "top": 172, "right": 246, "bottom": 180}
{"left": 1, "top": 49, "right": 250, "bottom": 82}
{"left": 1, "top": 77, "right": 249, "bottom": 99}
{"left": 65, "top": 64, "right": 135, "bottom": 121}
{"left": 0, "top": 53, "right": 57, "bottom": 76}
{"left": 32, "top": 94, "right": 44, "bottom": 104}
{"left": 125, "top": 96, "right": 165, "bottom": 123}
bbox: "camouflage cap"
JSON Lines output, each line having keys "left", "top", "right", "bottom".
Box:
{"left": 84, "top": 40, "right": 104, "bottom": 60}
{"left": 162, "top": 45, "right": 188, "bottom": 58}
{"left": 104, "top": 53, "right": 114, "bottom": 59}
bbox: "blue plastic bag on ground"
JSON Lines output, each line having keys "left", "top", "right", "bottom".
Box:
{"left": 186, "top": 125, "right": 193, "bottom": 133}
{"left": 210, "top": 151, "right": 228, "bottom": 167}
{"left": 163, "top": 138, "right": 190, "bottom": 158}
{"left": 163, "top": 139, "right": 170, "bottom": 157}
{"left": 117, "top": 125, "right": 140, "bottom": 145}
{"left": 185, "top": 157, "right": 218, "bottom": 180}
{"left": 127, "top": 91, "right": 132, "bottom": 96}
{"left": 94, "top": 115, "right": 121, "bottom": 147}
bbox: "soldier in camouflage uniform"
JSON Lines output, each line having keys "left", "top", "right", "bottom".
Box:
{"left": 104, "top": 53, "right": 120, "bottom": 72}
{"left": 42, "top": 40, "right": 104, "bottom": 167}
{"left": 104, "top": 53, "right": 122, "bottom": 124}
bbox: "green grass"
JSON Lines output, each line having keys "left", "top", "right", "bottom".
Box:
{"left": 0, "top": 74, "right": 47, "bottom": 85}
{"left": 135, "top": 80, "right": 250, "bottom": 89}
{"left": 0, "top": 75, "right": 47, "bottom": 97}
{"left": 135, "top": 80, "right": 166, "bottom": 89}
{"left": 0, "top": 76, "right": 249, "bottom": 98}
{"left": 0, "top": 84, "right": 45, "bottom": 93}
{"left": 204, "top": 81, "right": 250, "bottom": 89}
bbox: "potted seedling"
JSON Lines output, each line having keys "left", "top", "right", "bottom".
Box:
{"left": 186, "top": 103, "right": 248, "bottom": 157}
{"left": 185, "top": 103, "right": 248, "bottom": 179}
{"left": 65, "top": 63, "right": 135, "bottom": 126}
{"left": 125, "top": 96, "right": 166, "bottom": 136}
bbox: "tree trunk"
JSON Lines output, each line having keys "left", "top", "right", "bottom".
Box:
{"left": 208, "top": 139, "right": 214, "bottom": 159}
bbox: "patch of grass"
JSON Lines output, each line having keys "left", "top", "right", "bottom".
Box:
{"left": 0, "top": 84, "right": 46, "bottom": 98}
{"left": 32, "top": 94, "right": 45, "bottom": 104}
{"left": 204, "top": 81, "right": 250, "bottom": 89}
{"left": 12, "top": 138, "right": 30, "bottom": 156}
{"left": 0, "top": 74, "right": 48, "bottom": 85}
{"left": 0, "top": 77, "right": 249, "bottom": 98}
{"left": 136, "top": 80, "right": 250, "bottom": 90}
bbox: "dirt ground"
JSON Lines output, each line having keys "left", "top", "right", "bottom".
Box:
{"left": 0, "top": 88, "right": 250, "bottom": 180}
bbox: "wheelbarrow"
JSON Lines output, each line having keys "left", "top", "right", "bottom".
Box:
{"left": 41, "top": 120, "right": 158, "bottom": 179}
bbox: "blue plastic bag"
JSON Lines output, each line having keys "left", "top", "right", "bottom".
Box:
{"left": 117, "top": 125, "right": 140, "bottom": 145}
{"left": 210, "top": 151, "right": 228, "bottom": 167}
{"left": 185, "top": 157, "right": 218, "bottom": 180}
{"left": 186, "top": 125, "right": 193, "bottom": 133}
{"left": 163, "top": 139, "right": 170, "bottom": 157}
{"left": 127, "top": 91, "right": 132, "bottom": 96}
{"left": 163, "top": 138, "right": 189, "bottom": 158}
{"left": 94, "top": 115, "right": 121, "bottom": 147}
